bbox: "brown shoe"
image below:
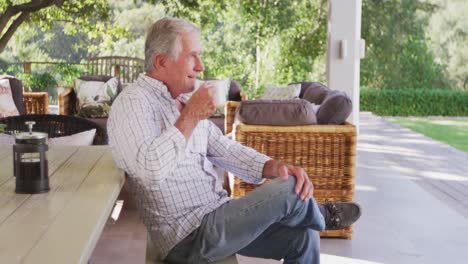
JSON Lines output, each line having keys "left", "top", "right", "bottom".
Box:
{"left": 322, "top": 202, "right": 362, "bottom": 230}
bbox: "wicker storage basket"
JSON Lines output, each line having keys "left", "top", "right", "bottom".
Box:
{"left": 23, "top": 92, "right": 48, "bottom": 114}
{"left": 225, "top": 101, "right": 357, "bottom": 239}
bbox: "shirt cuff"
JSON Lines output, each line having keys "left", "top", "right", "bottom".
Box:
{"left": 177, "top": 93, "right": 192, "bottom": 104}
{"left": 248, "top": 153, "right": 272, "bottom": 184}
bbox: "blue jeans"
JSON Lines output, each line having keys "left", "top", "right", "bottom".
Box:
{"left": 165, "top": 177, "right": 325, "bottom": 264}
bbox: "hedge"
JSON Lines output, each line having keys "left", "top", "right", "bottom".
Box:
{"left": 360, "top": 88, "right": 468, "bottom": 116}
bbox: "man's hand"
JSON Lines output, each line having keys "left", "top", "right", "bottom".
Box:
{"left": 182, "top": 83, "right": 216, "bottom": 120}
{"left": 175, "top": 83, "right": 216, "bottom": 141}
{"left": 263, "top": 160, "right": 314, "bottom": 201}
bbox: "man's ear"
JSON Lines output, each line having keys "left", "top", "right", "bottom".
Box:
{"left": 154, "top": 54, "right": 167, "bottom": 69}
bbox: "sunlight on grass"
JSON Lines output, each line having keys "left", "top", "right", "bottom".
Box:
{"left": 387, "top": 118, "right": 468, "bottom": 152}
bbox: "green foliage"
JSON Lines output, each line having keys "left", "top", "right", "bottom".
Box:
{"left": 0, "top": 63, "right": 22, "bottom": 75}
{"left": 2, "top": 0, "right": 466, "bottom": 100}
{"left": 361, "top": 0, "right": 450, "bottom": 90}
{"left": 427, "top": 0, "right": 467, "bottom": 90}
{"left": 20, "top": 72, "right": 57, "bottom": 92}
{"left": 360, "top": 88, "right": 468, "bottom": 116}
{"left": 52, "top": 63, "right": 83, "bottom": 87}
{"left": 162, "top": 0, "right": 327, "bottom": 98}
{"left": 0, "top": 0, "right": 118, "bottom": 62}
{"left": 95, "top": 0, "right": 166, "bottom": 58}
{"left": 27, "top": 0, "right": 110, "bottom": 34}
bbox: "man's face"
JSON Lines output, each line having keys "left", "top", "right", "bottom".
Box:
{"left": 164, "top": 31, "right": 204, "bottom": 97}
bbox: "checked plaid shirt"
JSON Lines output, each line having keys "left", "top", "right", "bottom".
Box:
{"left": 107, "top": 75, "right": 270, "bottom": 259}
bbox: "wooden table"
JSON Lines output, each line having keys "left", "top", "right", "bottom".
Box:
{"left": 0, "top": 145, "right": 125, "bottom": 264}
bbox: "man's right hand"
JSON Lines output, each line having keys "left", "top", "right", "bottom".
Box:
{"left": 175, "top": 83, "right": 216, "bottom": 141}
{"left": 182, "top": 83, "right": 216, "bottom": 120}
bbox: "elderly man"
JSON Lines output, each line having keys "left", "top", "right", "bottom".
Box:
{"left": 108, "top": 17, "right": 361, "bottom": 264}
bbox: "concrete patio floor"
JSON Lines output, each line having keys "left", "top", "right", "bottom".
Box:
{"left": 91, "top": 112, "right": 468, "bottom": 264}
{"left": 320, "top": 112, "right": 468, "bottom": 264}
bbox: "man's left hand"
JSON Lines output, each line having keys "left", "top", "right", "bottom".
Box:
{"left": 263, "top": 160, "right": 314, "bottom": 201}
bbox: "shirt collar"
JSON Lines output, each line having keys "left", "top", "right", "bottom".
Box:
{"left": 138, "top": 74, "right": 174, "bottom": 100}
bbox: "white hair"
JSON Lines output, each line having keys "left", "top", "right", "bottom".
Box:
{"left": 144, "top": 17, "right": 200, "bottom": 73}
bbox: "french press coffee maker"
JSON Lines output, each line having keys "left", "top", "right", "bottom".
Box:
{"left": 13, "top": 121, "right": 50, "bottom": 194}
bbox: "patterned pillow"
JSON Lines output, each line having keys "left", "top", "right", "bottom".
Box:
{"left": 0, "top": 79, "right": 20, "bottom": 118}
{"left": 74, "top": 77, "right": 118, "bottom": 118}
{"left": 261, "top": 83, "right": 301, "bottom": 100}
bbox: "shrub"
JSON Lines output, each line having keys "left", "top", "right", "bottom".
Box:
{"left": 19, "top": 72, "right": 57, "bottom": 93}
{"left": 360, "top": 88, "right": 468, "bottom": 116}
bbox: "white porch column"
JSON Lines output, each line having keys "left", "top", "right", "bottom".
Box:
{"left": 326, "top": 0, "right": 364, "bottom": 127}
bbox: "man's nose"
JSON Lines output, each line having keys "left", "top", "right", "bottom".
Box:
{"left": 195, "top": 57, "right": 204, "bottom": 72}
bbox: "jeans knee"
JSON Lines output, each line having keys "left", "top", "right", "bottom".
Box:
{"left": 272, "top": 176, "right": 298, "bottom": 192}
{"left": 280, "top": 176, "right": 302, "bottom": 200}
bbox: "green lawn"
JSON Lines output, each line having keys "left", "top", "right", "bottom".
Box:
{"left": 388, "top": 117, "right": 468, "bottom": 152}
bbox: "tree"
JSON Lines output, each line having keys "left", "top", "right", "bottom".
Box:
{"left": 427, "top": 0, "right": 467, "bottom": 90}
{"left": 94, "top": 0, "right": 166, "bottom": 58}
{"left": 0, "top": 0, "right": 110, "bottom": 54}
{"left": 361, "top": 0, "right": 449, "bottom": 89}
{"left": 152, "top": 0, "right": 327, "bottom": 97}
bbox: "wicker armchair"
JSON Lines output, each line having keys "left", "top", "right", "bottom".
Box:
{"left": 23, "top": 92, "right": 48, "bottom": 114}
{"left": 0, "top": 75, "right": 48, "bottom": 115}
{"left": 225, "top": 101, "right": 357, "bottom": 239}
{"left": 0, "top": 114, "right": 107, "bottom": 145}
{"left": 57, "top": 75, "right": 124, "bottom": 142}
{"left": 58, "top": 75, "right": 123, "bottom": 116}
{"left": 86, "top": 56, "right": 144, "bottom": 84}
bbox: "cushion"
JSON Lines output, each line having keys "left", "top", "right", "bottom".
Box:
{"left": 0, "top": 129, "right": 96, "bottom": 146}
{"left": 316, "top": 90, "right": 352, "bottom": 124}
{"left": 0, "top": 75, "right": 24, "bottom": 114}
{"left": 236, "top": 99, "right": 317, "bottom": 126}
{"left": 227, "top": 80, "right": 242, "bottom": 101}
{"left": 300, "top": 82, "right": 331, "bottom": 104}
{"left": 208, "top": 116, "right": 225, "bottom": 133}
{"left": 261, "top": 83, "right": 301, "bottom": 100}
{"left": 0, "top": 79, "right": 20, "bottom": 118}
{"left": 48, "top": 129, "right": 96, "bottom": 145}
{"left": 79, "top": 75, "right": 123, "bottom": 93}
{"left": 74, "top": 77, "right": 119, "bottom": 118}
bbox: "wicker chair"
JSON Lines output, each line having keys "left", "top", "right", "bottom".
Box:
{"left": 225, "top": 101, "right": 357, "bottom": 239}
{"left": 86, "top": 56, "right": 144, "bottom": 84}
{"left": 56, "top": 75, "right": 125, "bottom": 143}
{"left": 0, "top": 75, "right": 48, "bottom": 115}
{"left": 0, "top": 114, "right": 107, "bottom": 145}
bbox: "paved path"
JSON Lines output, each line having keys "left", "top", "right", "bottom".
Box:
{"left": 321, "top": 112, "right": 468, "bottom": 264}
